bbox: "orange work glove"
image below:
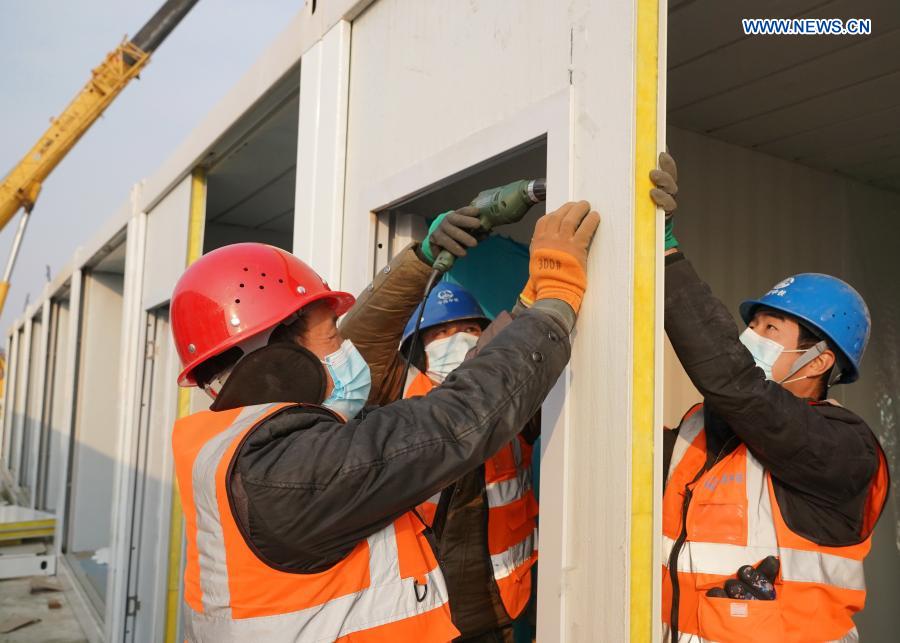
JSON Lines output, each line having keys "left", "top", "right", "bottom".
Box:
{"left": 528, "top": 200, "right": 600, "bottom": 314}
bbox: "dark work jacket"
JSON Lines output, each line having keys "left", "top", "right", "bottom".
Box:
{"left": 214, "top": 305, "right": 570, "bottom": 573}
{"left": 664, "top": 252, "right": 883, "bottom": 546}
{"left": 428, "top": 313, "right": 540, "bottom": 639}
{"left": 339, "top": 244, "right": 538, "bottom": 638}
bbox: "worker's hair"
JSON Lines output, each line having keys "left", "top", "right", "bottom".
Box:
{"left": 267, "top": 310, "right": 309, "bottom": 345}
{"left": 192, "top": 311, "right": 310, "bottom": 389}
{"left": 796, "top": 322, "right": 833, "bottom": 399}
{"left": 193, "top": 347, "right": 243, "bottom": 390}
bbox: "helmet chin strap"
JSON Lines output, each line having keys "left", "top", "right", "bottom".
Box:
{"left": 202, "top": 365, "right": 233, "bottom": 400}
{"left": 778, "top": 340, "right": 829, "bottom": 385}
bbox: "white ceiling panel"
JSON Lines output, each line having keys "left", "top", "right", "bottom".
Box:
{"left": 668, "top": 0, "right": 825, "bottom": 68}
{"left": 669, "top": 1, "right": 900, "bottom": 110}
{"left": 669, "top": 0, "right": 900, "bottom": 193}
{"left": 206, "top": 92, "right": 299, "bottom": 230}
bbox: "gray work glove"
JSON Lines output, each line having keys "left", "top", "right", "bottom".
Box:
{"left": 649, "top": 152, "right": 679, "bottom": 250}
{"left": 420, "top": 206, "right": 485, "bottom": 263}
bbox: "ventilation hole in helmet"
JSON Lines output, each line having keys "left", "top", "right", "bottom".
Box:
{"left": 261, "top": 272, "right": 267, "bottom": 277}
{"left": 239, "top": 283, "right": 245, "bottom": 288}
{"left": 259, "top": 285, "right": 265, "bottom": 290}
{"left": 243, "top": 267, "right": 249, "bottom": 272}
{"left": 278, "top": 278, "right": 284, "bottom": 284}
{"left": 235, "top": 299, "right": 241, "bottom": 304}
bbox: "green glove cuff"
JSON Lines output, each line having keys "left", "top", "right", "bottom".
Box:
{"left": 664, "top": 216, "right": 679, "bottom": 251}
{"left": 421, "top": 211, "right": 452, "bottom": 263}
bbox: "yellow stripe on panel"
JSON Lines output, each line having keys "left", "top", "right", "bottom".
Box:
{"left": 631, "top": 0, "right": 661, "bottom": 639}
{"left": 164, "top": 168, "right": 206, "bottom": 643}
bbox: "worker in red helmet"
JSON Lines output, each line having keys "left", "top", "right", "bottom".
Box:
{"left": 169, "top": 201, "right": 599, "bottom": 641}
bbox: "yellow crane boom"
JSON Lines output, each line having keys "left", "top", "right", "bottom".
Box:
{"left": 0, "top": 0, "right": 199, "bottom": 314}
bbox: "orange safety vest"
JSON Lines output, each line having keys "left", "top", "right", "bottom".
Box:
{"left": 404, "top": 369, "right": 539, "bottom": 619}
{"left": 662, "top": 404, "right": 889, "bottom": 643}
{"left": 172, "top": 402, "right": 459, "bottom": 642}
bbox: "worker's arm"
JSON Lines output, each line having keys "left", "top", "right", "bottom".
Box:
{"left": 338, "top": 243, "right": 432, "bottom": 405}
{"left": 339, "top": 207, "right": 486, "bottom": 404}
{"left": 234, "top": 201, "right": 596, "bottom": 571}
{"left": 664, "top": 251, "right": 878, "bottom": 503}
{"left": 236, "top": 303, "right": 571, "bottom": 571}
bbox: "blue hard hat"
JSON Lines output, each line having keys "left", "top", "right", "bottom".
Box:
{"left": 739, "top": 273, "right": 871, "bottom": 384}
{"left": 401, "top": 281, "right": 489, "bottom": 352}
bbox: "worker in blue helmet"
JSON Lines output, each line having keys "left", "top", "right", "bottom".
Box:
{"left": 650, "top": 153, "right": 888, "bottom": 643}
{"left": 400, "top": 281, "right": 490, "bottom": 384}
{"left": 398, "top": 280, "right": 540, "bottom": 641}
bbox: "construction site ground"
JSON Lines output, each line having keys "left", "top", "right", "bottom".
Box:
{"left": 0, "top": 574, "right": 87, "bottom": 642}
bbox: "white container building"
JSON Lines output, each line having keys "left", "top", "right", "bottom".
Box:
{"left": 1, "top": 0, "right": 898, "bottom": 641}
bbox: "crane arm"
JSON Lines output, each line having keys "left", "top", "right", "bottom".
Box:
{"left": 0, "top": 0, "right": 199, "bottom": 315}
{"left": 0, "top": 40, "right": 151, "bottom": 228}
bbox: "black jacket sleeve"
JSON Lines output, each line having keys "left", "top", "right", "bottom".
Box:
{"left": 664, "top": 252, "right": 878, "bottom": 509}
{"left": 233, "top": 307, "right": 569, "bottom": 571}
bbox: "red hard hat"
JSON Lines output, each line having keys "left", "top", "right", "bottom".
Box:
{"left": 171, "top": 243, "right": 355, "bottom": 387}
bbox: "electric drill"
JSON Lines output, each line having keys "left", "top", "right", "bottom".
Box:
{"left": 432, "top": 178, "right": 547, "bottom": 273}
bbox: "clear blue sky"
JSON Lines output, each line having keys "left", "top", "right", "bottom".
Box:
{"left": 0, "top": 0, "right": 302, "bottom": 336}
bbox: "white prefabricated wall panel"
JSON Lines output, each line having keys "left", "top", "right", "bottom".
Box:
{"left": 142, "top": 177, "right": 191, "bottom": 311}
{"left": 1, "top": 331, "right": 16, "bottom": 466}
{"left": 122, "top": 310, "right": 178, "bottom": 643}
{"left": 665, "top": 125, "right": 900, "bottom": 641}
{"left": 10, "top": 324, "right": 31, "bottom": 483}
{"left": 22, "top": 315, "right": 45, "bottom": 499}
{"left": 344, "top": 1, "right": 646, "bottom": 639}
{"left": 43, "top": 300, "right": 71, "bottom": 512}
{"left": 294, "top": 21, "right": 350, "bottom": 282}
{"left": 69, "top": 272, "right": 125, "bottom": 553}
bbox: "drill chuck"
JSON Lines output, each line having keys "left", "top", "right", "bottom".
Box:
{"left": 527, "top": 178, "right": 546, "bottom": 203}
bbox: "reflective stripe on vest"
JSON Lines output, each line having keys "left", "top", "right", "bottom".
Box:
{"left": 173, "top": 403, "right": 459, "bottom": 642}
{"left": 662, "top": 404, "right": 888, "bottom": 643}
{"left": 404, "top": 368, "right": 538, "bottom": 618}
{"left": 661, "top": 623, "right": 860, "bottom": 643}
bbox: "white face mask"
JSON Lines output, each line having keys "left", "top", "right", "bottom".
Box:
{"left": 738, "top": 327, "right": 813, "bottom": 383}
{"left": 424, "top": 332, "right": 479, "bottom": 383}
{"left": 320, "top": 340, "right": 372, "bottom": 420}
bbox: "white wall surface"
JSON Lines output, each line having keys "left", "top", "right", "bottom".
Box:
{"left": 665, "top": 124, "right": 900, "bottom": 641}
{"left": 42, "top": 299, "right": 70, "bottom": 512}
{"left": 9, "top": 324, "right": 31, "bottom": 483}
{"left": 21, "top": 315, "right": 45, "bottom": 499}
{"left": 342, "top": 1, "right": 650, "bottom": 639}
{"left": 69, "top": 271, "right": 125, "bottom": 553}
{"left": 142, "top": 178, "right": 191, "bottom": 311}
{"left": 294, "top": 21, "right": 350, "bottom": 280}
{"left": 1, "top": 330, "right": 19, "bottom": 469}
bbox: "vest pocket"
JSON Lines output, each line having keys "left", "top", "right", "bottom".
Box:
{"left": 688, "top": 502, "right": 746, "bottom": 545}
{"left": 698, "top": 594, "right": 785, "bottom": 642}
